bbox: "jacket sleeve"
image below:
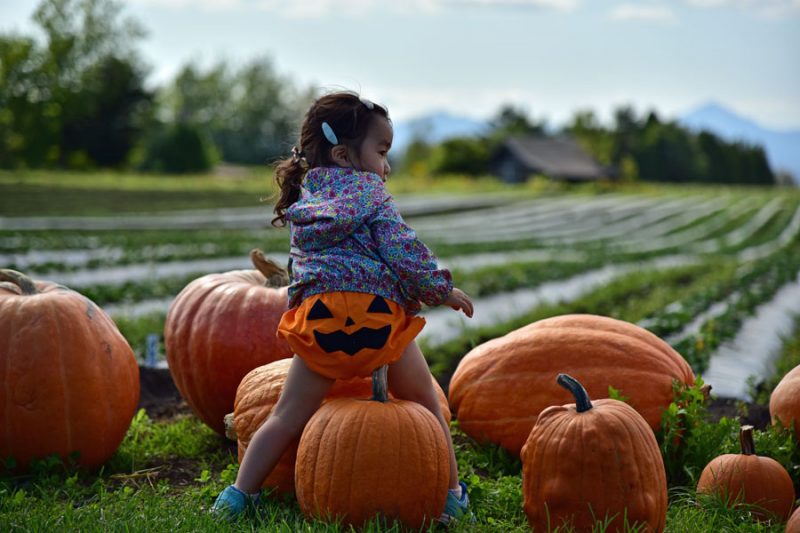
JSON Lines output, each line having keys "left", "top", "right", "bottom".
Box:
{"left": 367, "top": 196, "right": 453, "bottom": 307}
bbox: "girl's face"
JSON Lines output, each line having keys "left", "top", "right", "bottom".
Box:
{"left": 351, "top": 115, "right": 393, "bottom": 182}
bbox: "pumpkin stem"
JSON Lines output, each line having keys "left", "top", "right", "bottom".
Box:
{"left": 371, "top": 365, "right": 390, "bottom": 403}
{"left": 249, "top": 249, "right": 289, "bottom": 288}
{"left": 0, "top": 269, "right": 38, "bottom": 295}
{"left": 557, "top": 373, "right": 593, "bottom": 413}
{"left": 739, "top": 425, "right": 756, "bottom": 455}
{"left": 223, "top": 413, "right": 237, "bottom": 441}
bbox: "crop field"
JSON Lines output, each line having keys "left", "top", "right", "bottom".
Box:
{"left": 1, "top": 173, "right": 800, "bottom": 532}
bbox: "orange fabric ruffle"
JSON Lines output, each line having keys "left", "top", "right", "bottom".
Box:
{"left": 277, "top": 292, "right": 425, "bottom": 380}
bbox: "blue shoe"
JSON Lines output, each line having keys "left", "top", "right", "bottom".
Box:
{"left": 439, "top": 481, "right": 474, "bottom": 525}
{"left": 210, "top": 485, "right": 259, "bottom": 519}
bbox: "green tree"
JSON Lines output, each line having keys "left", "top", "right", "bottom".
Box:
{"left": 429, "top": 137, "right": 489, "bottom": 176}
{"left": 159, "top": 57, "right": 313, "bottom": 165}
{"left": 0, "top": 0, "right": 153, "bottom": 168}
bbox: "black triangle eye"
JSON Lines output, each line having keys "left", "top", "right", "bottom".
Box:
{"left": 367, "top": 295, "right": 392, "bottom": 314}
{"left": 307, "top": 299, "right": 334, "bottom": 320}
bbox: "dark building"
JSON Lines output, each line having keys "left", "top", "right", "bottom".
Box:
{"left": 490, "top": 136, "right": 610, "bottom": 183}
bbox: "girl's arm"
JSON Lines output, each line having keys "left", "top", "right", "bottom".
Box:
{"left": 368, "top": 198, "right": 454, "bottom": 307}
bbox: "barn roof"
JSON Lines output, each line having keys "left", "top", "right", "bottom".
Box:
{"left": 497, "top": 136, "right": 606, "bottom": 180}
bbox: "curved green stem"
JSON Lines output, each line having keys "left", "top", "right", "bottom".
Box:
{"left": 371, "top": 365, "right": 389, "bottom": 403}
{"left": 0, "top": 269, "right": 38, "bottom": 295}
{"left": 557, "top": 373, "right": 593, "bottom": 413}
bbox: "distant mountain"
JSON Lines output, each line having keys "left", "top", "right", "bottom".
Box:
{"left": 391, "top": 111, "right": 487, "bottom": 155}
{"left": 679, "top": 103, "right": 800, "bottom": 183}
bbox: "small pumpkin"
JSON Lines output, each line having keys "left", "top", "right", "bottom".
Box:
{"left": 770, "top": 364, "right": 800, "bottom": 439}
{"left": 295, "top": 366, "right": 449, "bottom": 528}
{"left": 786, "top": 507, "right": 800, "bottom": 533}
{"left": 164, "top": 249, "right": 293, "bottom": 434}
{"left": 521, "top": 373, "right": 668, "bottom": 532}
{"left": 696, "top": 425, "right": 795, "bottom": 522}
{"left": 230, "top": 358, "right": 451, "bottom": 495}
{"left": 0, "top": 269, "right": 140, "bottom": 471}
{"left": 449, "top": 314, "right": 695, "bottom": 455}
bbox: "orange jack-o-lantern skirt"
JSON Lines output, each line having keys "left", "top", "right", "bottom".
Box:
{"left": 277, "top": 291, "right": 425, "bottom": 380}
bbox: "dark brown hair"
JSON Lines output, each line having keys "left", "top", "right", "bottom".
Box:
{"left": 271, "top": 91, "right": 390, "bottom": 227}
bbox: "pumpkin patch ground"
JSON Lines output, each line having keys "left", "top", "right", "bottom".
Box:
{"left": 3, "top": 179, "right": 800, "bottom": 531}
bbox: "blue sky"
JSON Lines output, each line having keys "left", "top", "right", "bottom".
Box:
{"left": 2, "top": 0, "right": 799, "bottom": 129}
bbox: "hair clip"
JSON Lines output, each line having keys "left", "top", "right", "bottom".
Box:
{"left": 291, "top": 146, "right": 305, "bottom": 164}
{"left": 359, "top": 97, "right": 375, "bottom": 110}
{"left": 321, "top": 121, "right": 338, "bottom": 145}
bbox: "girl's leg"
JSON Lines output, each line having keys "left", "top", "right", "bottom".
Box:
{"left": 387, "top": 340, "right": 459, "bottom": 490}
{"left": 235, "top": 355, "right": 334, "bottom": 494}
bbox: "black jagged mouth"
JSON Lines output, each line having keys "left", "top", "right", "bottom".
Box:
{"left": 313, "top": 325, "right": 392, "bottom": 356}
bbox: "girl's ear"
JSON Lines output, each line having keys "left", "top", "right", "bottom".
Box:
{"left": 330, "top": 145, "right": 351, "bottom": 167}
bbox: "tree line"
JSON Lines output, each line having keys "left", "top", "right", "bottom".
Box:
{"left": 0, "top": 0, "right": 312, "bottom": 173}
{"left": 401, "top": 105, "right": 777, "bottom": 186}
{"left": 0, "top": 0, "right": 778, "bottom": 185}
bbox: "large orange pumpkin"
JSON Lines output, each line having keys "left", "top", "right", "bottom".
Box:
{"left": 230, "top": 358, "right": 450, "bottom": 495}
{"left": 449, "top": 314, "right": 695, "bottom": 455}
{"left": 521, "top": 374, "right": 668, "bottom": 532}
{"left": 164, "top": 250, "right": 293, "bottom": 434}
{"left": 787, "top": 507, "right": 800, "bottom": 533}
{"left": 770, "top": 364, "right": 800, "bottom": 439}
{"left": 295, "top": 366, "right": 449, "bottom": 528}
{"left": 697, "top": 425, "right": 795, "bottom": 522}
{"left": 0, "top": 269, "right": 139, "bottom": 471}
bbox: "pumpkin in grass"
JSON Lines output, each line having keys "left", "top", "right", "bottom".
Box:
{"left": 295, "top": 366, "right": 449, "bottom": 528}
{"left": 521, "top": 374, "right": 668, "bottom": 532}
{"left": 786, "top": 507, "right": 800, "bottom": 533}
{"left": 164, "top": 249, "right": 293, "bottom": 434}
{"left": 227, "top": 358, "right": 451, "bottom": 496}
{"left": 449, "top": 313, "right": 695, "bottom": 456}
{"left": 697, "top": 425, "right": 795, "bottom": 522}
{"left": 0, "top": 269, "right": 139, "bottom": 471}
{"left": 770, "top": 364, "right": 800, "bottom": 439}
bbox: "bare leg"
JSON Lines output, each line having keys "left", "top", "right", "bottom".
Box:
{"left": 235, "top": 355, "right": 334, "bottom": 494}
{"left": 388, "top": 340, "right": 459, "bottom": 490}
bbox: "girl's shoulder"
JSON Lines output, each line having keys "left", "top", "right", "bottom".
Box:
{"left": 305, "top": 167, "right": 387, "bottom": 195}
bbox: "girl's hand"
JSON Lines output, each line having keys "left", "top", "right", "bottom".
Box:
{"left": 445, "top": 287, "right": 474, "bottom": 318}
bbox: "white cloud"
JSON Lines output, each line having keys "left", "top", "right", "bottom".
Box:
{"left": 610, "top": 4, "right": 678, "bottom": 22}
{"left": 127, "top": 0, "right": 581, "bottom": 16}
{"left": 683, "top": 0, "right": 800, "bottom": 17}
{"left": 442, "top": 0, "right": 581, "bottom": 11}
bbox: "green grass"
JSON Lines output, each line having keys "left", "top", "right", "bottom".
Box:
{"left": 2, "top": 401, "right": 796, "bottom": 532}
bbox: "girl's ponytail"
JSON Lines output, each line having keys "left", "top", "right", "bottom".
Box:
{"left": 271, "top": 147, "right": 306, "bottom": 227}
{"left": 271, "top": 91, "right": 390, "bottom": 227}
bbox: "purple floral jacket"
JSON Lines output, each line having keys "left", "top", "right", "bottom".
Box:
{"left": 285, "top": 167, "right": 453, "bottom": 314}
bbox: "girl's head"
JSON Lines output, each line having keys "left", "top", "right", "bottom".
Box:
{"left": 272, "top": 91, "right": 392, "bottom": 227}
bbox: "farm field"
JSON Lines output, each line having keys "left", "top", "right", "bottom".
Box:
{"left": 1, "top": 173, "right": 799, "bottom": 532}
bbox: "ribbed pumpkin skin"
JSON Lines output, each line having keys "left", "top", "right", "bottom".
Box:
{"left": 786, "top": 507, "right": 800, "bottom": 533}
{"left": 770, "top": 364, "right": 800, "bottom": 439}
{"left": 521, "top": 397, "right": 668, "bottom": 532}
{"left": 164, "top": 269, "right": 292, "bottom": 434}
{"left": 0, "top": 274, "right": 139, "bottom": 471}
{"left": 295, "top": 397, "right": 449, "bottom": 528}
{"left": 234, "top": 359, "right": 450, "bottom": 495}
{"left": 449, "top": 314, "right": 695, "bottom": 455}
{"left": 696, "top": 452, "right": 795, "bottom": 521}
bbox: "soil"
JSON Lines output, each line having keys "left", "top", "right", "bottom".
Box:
{"left": 138, "top": 366, "right": 193, "bottom": 420}
{"left": 139, "top": 366, "right": 773, "bottom": 429}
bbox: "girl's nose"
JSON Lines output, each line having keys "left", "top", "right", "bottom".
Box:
{"left": 384, "top": 160, "right": 391, "bottom": 176}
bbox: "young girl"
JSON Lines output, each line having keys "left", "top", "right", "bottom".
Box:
{"left": 211, "top": 91, "right": 474, "bottom": 524}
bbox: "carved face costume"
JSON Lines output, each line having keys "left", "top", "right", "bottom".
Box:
{"left": 277, "top": 291, "right": 425, "bottom": 379}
